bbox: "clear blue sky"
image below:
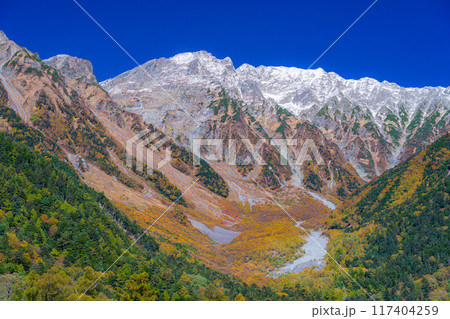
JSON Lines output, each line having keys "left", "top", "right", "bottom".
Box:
{"left": 1, "top": 0, "right": 449, "bottom": 87}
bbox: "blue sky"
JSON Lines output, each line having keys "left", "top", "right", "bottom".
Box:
{"left": 1, "top": 0, "right": 449, "bottom": 87}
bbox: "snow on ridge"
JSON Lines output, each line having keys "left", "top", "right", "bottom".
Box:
{"left": 101, "top": 51, "right": 450, "bottom": 122}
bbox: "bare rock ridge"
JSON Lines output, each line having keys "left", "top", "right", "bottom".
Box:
{"left": 43, "top": 54, "right": 98, "bottom": 84}
{"left": 0, "top": 30, "right": 21, "bottom": 68}
{"left": 0, "top": 30, "right": 9, "bottom": 44}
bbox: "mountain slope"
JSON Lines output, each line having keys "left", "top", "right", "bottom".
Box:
{"left": 327, "top": 133, "right": 450, "bottom": 300}
{"left": 0, "top": 32, "right": 199, "bottom": 209}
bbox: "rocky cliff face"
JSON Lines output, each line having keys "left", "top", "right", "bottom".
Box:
{"left": 43, "top": 54, "right": 125, "bottom": 127}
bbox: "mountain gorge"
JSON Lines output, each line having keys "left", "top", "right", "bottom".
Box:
{"left": 0, "top": 30, "right": 448, "bottom": 300}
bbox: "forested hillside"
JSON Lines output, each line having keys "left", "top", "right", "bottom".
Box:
{"left": 327, "top": 133, "right": 450, "bottom": 300}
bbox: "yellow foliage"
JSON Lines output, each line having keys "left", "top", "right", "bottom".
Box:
{"left": 180, "top": 273, "right": 192, "bottom": 283}
{"left": 160, "top": 242, "right": 176, "bottom": 256}
{"left": 7, "top": 232, "right": 21, "bottom": 249}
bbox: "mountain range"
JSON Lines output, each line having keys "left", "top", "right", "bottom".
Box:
{"left": 102, "top": 50, "right": 450, "bottom": 181}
